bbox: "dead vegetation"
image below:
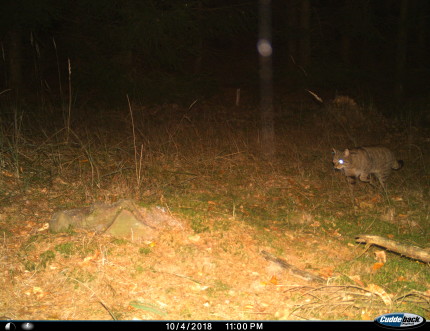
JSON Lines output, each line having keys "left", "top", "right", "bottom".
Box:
{"left": 0, "top": 93, "right": 429, "bottom": 320}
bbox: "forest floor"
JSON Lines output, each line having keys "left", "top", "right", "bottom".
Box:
{"left": 0, "top": 92, "right": 429, "bottom": 320}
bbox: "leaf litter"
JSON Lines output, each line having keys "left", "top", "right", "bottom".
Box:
{"left": 0, "top": 100, "right": 429, "bottom": 320}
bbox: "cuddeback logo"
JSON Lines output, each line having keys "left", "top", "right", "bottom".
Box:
{"left": 375, "top": 313, "right": 426, "bottom": 329}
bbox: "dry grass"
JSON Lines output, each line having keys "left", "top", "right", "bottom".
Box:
{"left": 0, "top": 95, "right": 429, "bottom": 320}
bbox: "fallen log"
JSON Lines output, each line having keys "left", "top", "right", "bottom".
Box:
{"left": 355, "top": 235, "right": 430, "bottom": 263}
{"left": 261, "top": 250, "right": 326, "bottom": 284}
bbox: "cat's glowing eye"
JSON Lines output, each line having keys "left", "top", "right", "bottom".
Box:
{"left": 339, "top": 159, "right": 344, "bottom": 164}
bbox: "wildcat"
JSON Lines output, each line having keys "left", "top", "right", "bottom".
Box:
{"left": 332, "top": 146, "right": 403, "bottom": 188}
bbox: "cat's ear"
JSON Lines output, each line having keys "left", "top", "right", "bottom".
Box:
{"left": 344, "top": 149, "right": 350, "bottom": 156}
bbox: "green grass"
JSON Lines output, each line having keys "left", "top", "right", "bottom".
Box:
{"left": 55, "top": 242, "right": 75, "bottom": 257}
{"left": 1, "top": 98, "right": 428, "bottom": 320}
{"left": 206, "top": 280, "right": 231, "bottom": 297}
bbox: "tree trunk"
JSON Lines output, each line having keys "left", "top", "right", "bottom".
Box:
{"left": 299, "top": 0, "right": 311, "bottom": 67}
{"left": 193, "top": 1, "right": 203, "bottom": 75}
{"left": 340, "top": 34, "right": 351, "bottom": 65}
{"left": 259, "top": 0, "right": 275, "bottom": 159}
{"left": 395, "top": 0, "right": 408, "bottom": 104}
{"left": 8, "top": 29, "right": 23, "bottom": 91}
{"left": 416, "top": 0, "right": 427, "bottom": 64}
{"left": 286, "top": 0, "right": 299, "bottom": 68}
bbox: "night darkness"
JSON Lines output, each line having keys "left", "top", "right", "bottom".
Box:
{"left": 0, "top": 0, "right": 429, "bottom": 322}
{"left": 1, "top": 1, "right": 430, "bottom": 106}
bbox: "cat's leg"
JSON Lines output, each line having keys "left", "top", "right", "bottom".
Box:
{"left": 346, "top": 176, "right": 356, "bottom": 185}
{"left": 358, "top": 173, "right": 370, "bottom": 183}
{"left": 368, "top": 175, "right": 380, "bottom": 188}
{"left": 375, "top": 173, "right": 388, "bottom": 189}
{"left": 360, "top": 173, "right": 380, "bottom": 189}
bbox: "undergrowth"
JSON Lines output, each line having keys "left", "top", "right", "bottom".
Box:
{"left": 0, "top": 96, "right": 428, "bottom": 320}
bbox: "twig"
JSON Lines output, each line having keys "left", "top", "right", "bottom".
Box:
{"left": 65, "top": 58, "right": 72, "bottom": 143}
{"left": 68, "top": 277, "right": 117, "bottom": 320}
{"left": 127, "top": 95, "right": 143, "bottom": 189}
{"left": 261, "top": 250, "right": 326, "bottom": 283}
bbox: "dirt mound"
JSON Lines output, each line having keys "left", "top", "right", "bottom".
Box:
{"left": 50, "top": 200, "right": 183, "bottom": 241}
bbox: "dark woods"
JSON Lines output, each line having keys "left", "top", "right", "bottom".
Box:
{"left": 0, "top": 0, "right": 429, "bottom": 107}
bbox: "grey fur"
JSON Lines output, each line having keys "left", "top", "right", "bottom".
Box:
{"left": 332, "top": 146, "right": 403, "bottom": 187}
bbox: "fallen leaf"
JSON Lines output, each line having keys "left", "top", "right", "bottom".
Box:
{"left": 192, "top": 284, "right": 209, "bottom": 291}
{"left": 310, "top": 221, "right": 321, "bottom": 227}
{"left": 366, "top": 284, "right": 392, "bottom": 305}
{"left": 361, "top": 311, "right": 372, "bottom": 320}
{"left": 188, "top": 235, "right": 200, "bottom": 242}
{"left": 52, "top": 176, "right": 68, "bottom": 185}
{"left": 2, "top": 170, "right": 13, "bottom": 177}
{"left": 370, "top": 194, "right": 382, "bottom": 203}
{"left": 37, "top": 223, "right": 50, "bottom": 232}
{"left": 269, "top": 275, "right": 278, "bottom": 285}
{"left": 349, "top": 275, "right": 365, "bottom": 287}
{"left": 381, "top": 209, "right": 395, "bottom": 222}
{"left": 374, "top": 250, "right": 387, "bottom": 263}
{"left": 359, "top": 201, "right": 374, "bottom": 209}
{"left": 372, "top": 262, "right": 384, "bottom": 271}
{"left": 31, "top": 286, "right": 47, "bottom": 299}
{"left": 319, "top": 267, "right": 334, "bottom": 278}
